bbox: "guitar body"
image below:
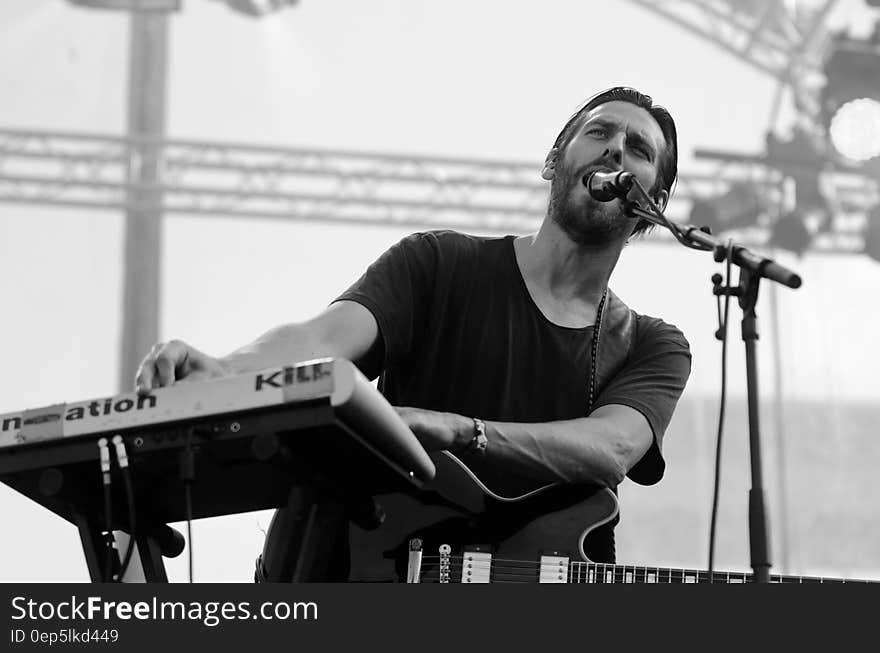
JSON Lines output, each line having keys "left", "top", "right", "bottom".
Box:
{"left": 323, "top": 451, "right": 876, "bottom": 584}
{"left": 347, "top": 451, "right": 618, "bottom": 582}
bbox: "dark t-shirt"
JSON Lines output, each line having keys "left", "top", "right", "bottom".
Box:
{"left": 335, "top": 230, "right": 691, "bottom": 561}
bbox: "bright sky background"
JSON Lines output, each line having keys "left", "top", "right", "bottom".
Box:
{"left": 0, "top": 0, "right": 878, "bottom": 583}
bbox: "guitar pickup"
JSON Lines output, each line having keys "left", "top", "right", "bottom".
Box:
{"left": 538, "top": 553, "right": 570, "bottom": 583}
{"left": 460, "top": 545, "right": 492, "bottom": 583}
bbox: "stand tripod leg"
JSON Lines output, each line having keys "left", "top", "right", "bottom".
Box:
{"left": 134, "top": 533, "right": 169, "bottom": 582}
{"left": 72, "top": 508, "right": 114, "bottom": 582}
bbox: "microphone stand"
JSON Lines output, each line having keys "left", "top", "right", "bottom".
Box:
{"left": 621, "top": 180, "right": 802, "bottom": 584}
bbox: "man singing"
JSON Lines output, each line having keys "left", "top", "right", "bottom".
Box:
{"left": 135, "top": 86, "right": 692, "bottom": 582}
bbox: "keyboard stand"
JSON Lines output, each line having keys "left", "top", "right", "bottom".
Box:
{"left": 72, "top": 507, "right": 113, "bottom": 582}
{"left": 259, "top": 483, "right": 351, "bottom": 582}
{"left": 72, "top": 504, "right": 173, "bottom": 582}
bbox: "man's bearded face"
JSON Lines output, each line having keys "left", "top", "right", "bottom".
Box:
{"left": 549, "top": 160, "right": 634, "bottom": 247}
{"left": 547, "top": 101, "right": 667, "bottom": 247}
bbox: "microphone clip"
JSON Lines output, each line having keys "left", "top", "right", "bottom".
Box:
{"left": 583, "top": 170, "right": 636, "bottom": 202}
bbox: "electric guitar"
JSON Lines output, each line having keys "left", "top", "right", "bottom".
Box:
{"left": 347, "top": 451, "right": 877, "bottom": 584}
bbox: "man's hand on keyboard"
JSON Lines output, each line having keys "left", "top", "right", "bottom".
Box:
{"left": 134, "top": 340, "right": 231, "bottom": 394}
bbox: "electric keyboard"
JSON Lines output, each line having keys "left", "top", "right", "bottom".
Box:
{"left": 0, "top": 358, "right": 435, "bottom": 581}
{"left": 0, "top": 357, "right": 434, "bottom": 484}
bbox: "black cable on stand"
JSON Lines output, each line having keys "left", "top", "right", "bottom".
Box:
{"left": 587, "top": 170, "right": 803, "bottom": 583}
{"left": 708, "top": 243, "right": 733, "bottom": 582}
{"left": 111, "top": 435, "right": 137, "bottom": 582}
{"left": 181, "top": 428, "right": 196, "bottom": 583}
{"left": 97, "top": 438, "right": 116, "bottom": 582}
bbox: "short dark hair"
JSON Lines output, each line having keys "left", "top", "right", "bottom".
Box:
{"left": 551, "top": 87, "right": 679, "bottom": 237}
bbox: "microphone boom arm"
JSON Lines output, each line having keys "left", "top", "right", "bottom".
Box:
{"left": 623, "top": 178, "right": 801, "bottom": 289}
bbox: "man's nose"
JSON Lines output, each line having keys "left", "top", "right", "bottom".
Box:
{"left": 602, "top": 134, "right": 625, "bottom": 165}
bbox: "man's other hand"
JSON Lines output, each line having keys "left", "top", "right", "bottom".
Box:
{"left": 134, "top": 340, "right": 230, "bottom": 394}
{"left": 394, "top": 406, "right": 471, "bottom": 452}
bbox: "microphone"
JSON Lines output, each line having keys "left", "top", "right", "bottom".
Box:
{"left": 582, "top": 170, "right": 636, "bottom": 202}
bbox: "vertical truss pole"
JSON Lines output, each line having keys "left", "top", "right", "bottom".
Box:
{"left": 119, "top": 10, "right": 168, "bottom": 393}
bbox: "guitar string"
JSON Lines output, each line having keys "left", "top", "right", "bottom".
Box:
{"left": 423, "top": 557, "right": 861, "bottom": 584}
{"left": 440, "top": 564, "right": 720, "bottom": 583}
{"left": 426, "top": 559, "right": 739, "bottom": 581}
{"left": 421, "top": 563, "right": 834, "bottom": 584}
{"left": 415, "top": 556, "right": 853, "bottom": 583}
{"left": 436, "top": 562, "right": 769, "bottom": 583}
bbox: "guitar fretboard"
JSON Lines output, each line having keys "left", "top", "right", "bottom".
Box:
{"left": 567, "top": 562, "right": 865, "bottom": 584}
{"left": 417, "top": 556, "right": 875, "bottom": 584}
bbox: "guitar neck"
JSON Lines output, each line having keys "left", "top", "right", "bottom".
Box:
{"left": 415, "top": 554, "right": 875, "bottom": 584}
{"left": 567, "top": 562, "right": 870, "bottom": 584}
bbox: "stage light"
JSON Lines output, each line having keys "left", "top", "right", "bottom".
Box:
{"left": 688, "top": 182, "right": 768, "bottom": 235}
{"left": 769, "top": 211, "right": 813, "bottom": 256}
{"left": 820, "top": 29, "right": 880, "bottom": 162}
{"left": 829, "top": 98, "right": 880, "bottom": 162}
{"left": 764, "top": 126, "right": 829, "bottom": 211}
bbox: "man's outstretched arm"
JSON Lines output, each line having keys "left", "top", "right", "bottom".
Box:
{"left": 395, "top": 403, "right": 654, "bottom": 489}
{"left": 134, "top": 300, "right": 379, "bottom": 392}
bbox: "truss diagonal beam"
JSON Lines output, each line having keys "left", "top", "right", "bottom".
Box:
{"left": 625, "top": 0, "right": 840, "bottom": 116}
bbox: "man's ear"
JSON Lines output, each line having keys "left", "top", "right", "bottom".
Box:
{"left": 541, "top": 148, "right": 559, "bottom": 181}
{"left": 654, "top": 188, "right": 669, "bottom": 211}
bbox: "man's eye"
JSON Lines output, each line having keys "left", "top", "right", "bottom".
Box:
{"left": 632, "top": 146, "right": 650, "bottom": 159}
{"left": 587, "top": 128, "right": 607, "bottom": 137}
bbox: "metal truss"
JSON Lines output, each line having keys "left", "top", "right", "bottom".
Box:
{"left": 0, "top": 128, "right": 876, "bottom": 252}
{"left": 0, "top": 128, "right": 550, "bottom": 233}
{"left": 625, "top": 0, "right": 840, "bottom": 117}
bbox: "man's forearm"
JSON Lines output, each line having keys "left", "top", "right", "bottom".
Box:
{"left": 481, "top": 417, "right": 631, "bottom": 489}
{"left": 402, "top": 408, "right": 640, "bottom": 489}
{"left": 220, "top": 323, "right": 326, "bottom": 374}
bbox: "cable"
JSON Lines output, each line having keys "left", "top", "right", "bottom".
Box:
{"left": 186, "top": 484, "right": 194, "bottom": 583}
{"left": 181, "top": 428, "right": 196, "bottom": 584}
{"left": 707, "top": 240, "right": 734, "bottom": 581}
{"left": 97, "top": 437, "right": 115, "bottom": 582}
{"left": 111, "top": 435, "right": 137, "bottom": 582}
